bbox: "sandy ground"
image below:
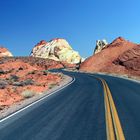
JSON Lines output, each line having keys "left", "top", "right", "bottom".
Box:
{"left": 0, "top": 75, "right": 72, "bottom": 119}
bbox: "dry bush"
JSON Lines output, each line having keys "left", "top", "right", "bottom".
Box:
{"left": 21, "top": 90, "right": 36, "bottom": 98}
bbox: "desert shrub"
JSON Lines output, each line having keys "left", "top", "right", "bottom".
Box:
{"left": 12, "top": 79, "right": 34, "bottom": 86}
{"left": 0, "top": 80, "right": 8, "bottom": 89}
{"left": 42, "top": 70, "right": 48, "bottom": 75}
{"left": 21, "top": 90, "right": 36, "bottom": 98}
{"left": 35, "top": 83, "right": 42, "bottom": 86}
{"left": 18, "top": 67, "right": 24, "bottom": 70}
{"left": 0, "top": 70, "right": 5, "bottom": 74}
{"left": 9, "top": 75, "right": 19, "bottom": 82}
{"left": 127, "top": 75, "right": 132, "bottom": 78}
{"left": 27, "top": 70, "right": 36, "bottom": 75}
{"left": 42, "top": 70, "right": 49, "bottom": 72}
{"left": 58, "top": 73, "right": 63, "bottom": 78}
{"left": 13, "top": 82, "right": 23, "bottom": 86}
{"left": 22, "top": 79, "right": 34, "bottom": 86}
{"left": 0, "top": 105, "right": 4, "bottom": 110}
{"left": 3, "top": 69, "right": 14, "bottom": 74}
{"left": 48, "top": 83, "right": 57, "bottom": 89}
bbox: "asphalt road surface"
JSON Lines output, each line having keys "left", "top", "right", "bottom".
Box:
{"left": 0, "top": 70, "right": 140, "bottom": 140}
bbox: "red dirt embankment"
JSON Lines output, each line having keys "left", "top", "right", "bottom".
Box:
{"left": 0, "top": 57, "right": 63, "bottom": 109}
{"left": 80, "top": 37, "right": 140, "bottom": 78}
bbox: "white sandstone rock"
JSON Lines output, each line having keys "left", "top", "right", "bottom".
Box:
{"left": 94, "top": 39, "right": 108, "bottom": 54}
{"left": 30, "top": 38, "right": 82, "bottom": 64}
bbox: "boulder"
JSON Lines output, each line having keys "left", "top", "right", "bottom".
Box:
{"left": 30, "top": 38, "right": 82, "bottom": 64}
{"left": 94, "top": 39, "right": 108, "bottom": 54}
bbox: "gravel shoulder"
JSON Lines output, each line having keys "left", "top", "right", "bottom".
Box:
{"left": 0, "top": 75, "right": 72, "bottom": 120}
{"left": 67, "top": 69, "right": 140, "bottom": 83}
{"left": 94, "top": 72, "right": 140, "bottom": 84}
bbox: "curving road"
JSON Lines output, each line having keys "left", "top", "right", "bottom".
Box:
{"left": 0, "top": 70, "right": 140, "bottom": 140}
{"left": 96, "top": 74, "right": 140, "bottom": 140}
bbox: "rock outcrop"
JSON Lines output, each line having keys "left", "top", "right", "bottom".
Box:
{"left": 94, "top": 39, "right": 108, "bottom": 54}
{"left": 114, "top": 45, "right": 140, "bottom": 75}
{"left": 0, "top": 47, "right": 13, "bottom": 57}
{"left": 80, "top": 37, "right": 140, "bottom": 78}
{"left": 30, "top": 38, "right": 82, "bottom": 64}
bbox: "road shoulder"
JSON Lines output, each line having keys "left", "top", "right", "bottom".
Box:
{"left": 0, "top": 75, "right": 72, "bottom": 120}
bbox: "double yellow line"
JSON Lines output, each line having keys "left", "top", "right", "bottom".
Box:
{"left": 100, "top": 78, "right": 125, "bottom": 140}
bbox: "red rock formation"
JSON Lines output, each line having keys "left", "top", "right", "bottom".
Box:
{"left": 0, "top": 47, "right": 8, "bottom": 53}
{"left": 0, "top": 57, "right": 64, "bottom": 70}
{"left": 80, "top": 37, "right": 140, "bottom": 77}
{"left": 36, "top": 40, "right": 48, "bottom": 46}
{"left": 0, "top": 57, "right": 63, "bottom": 108}
{"left": 114, "top": 45, "right": 140, "bottom": 76}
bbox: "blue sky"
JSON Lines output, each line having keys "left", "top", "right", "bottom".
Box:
{"left": 0, "top": 0, "right": 140, "bottom": 58}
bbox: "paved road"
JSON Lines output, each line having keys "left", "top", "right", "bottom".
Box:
{"left": 0, "top": 70, "right": 140, "bottom": 140}
{"left": 96, "top": 74, "right": 140, "bottom": 140}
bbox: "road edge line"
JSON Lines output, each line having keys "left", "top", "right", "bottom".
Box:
{"left": 0, "top": 77, "right": 75, "bottom": 123}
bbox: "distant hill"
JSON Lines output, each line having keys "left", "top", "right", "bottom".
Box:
{"left": 80, "top": 37, "right": 140, "bottom": 78}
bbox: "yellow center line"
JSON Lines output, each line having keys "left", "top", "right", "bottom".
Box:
{"left": 102, "top": 81, "right": 115, "bottom": 140}
{"left": 97, "top": 77, "right": 125, "bottom": 140}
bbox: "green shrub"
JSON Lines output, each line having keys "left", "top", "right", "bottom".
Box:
{"left": 21, "top": 90, "right": 36, "bottom": 98}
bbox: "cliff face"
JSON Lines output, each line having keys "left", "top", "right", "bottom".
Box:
{"left": 80, "top": 37, "right": 140, "bottom": 77}
{"left": 30, "top": 38, "right": 82, "bottom": 64}
{"left": 0, "top": 47, "right": 13, "bottom": 57}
